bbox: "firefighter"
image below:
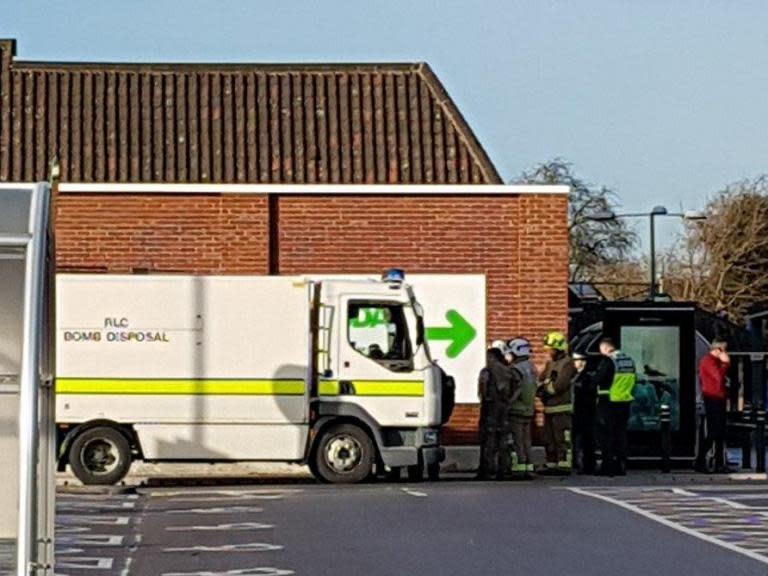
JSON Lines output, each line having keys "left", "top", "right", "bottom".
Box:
{"left": 477, "top": 341, "right": 515, "bottom": 480}
{"left": 507, "top": 337, "right": 537, "bottom": 479}
{"left": 571, "top": 352, "right": 597, "bottom": 474}
{"left": 594, "top": 337, "right": 636, "bottom": 476}
{"left": 538, "top": 331, "right": 576, "bottom": 474}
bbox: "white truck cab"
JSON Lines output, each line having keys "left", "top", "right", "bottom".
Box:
{"left": 56, "top": 269, "right": 454, "bottom": 484}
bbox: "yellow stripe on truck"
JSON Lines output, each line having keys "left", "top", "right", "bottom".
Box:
{"left": 56, "top": 378, "right": 306, "bottom": 396}
{"left": 319, "top": 380, "right": 424, "bottom": 397}
{"left": 56, "top": 378, "right": 424, "bottom": 397}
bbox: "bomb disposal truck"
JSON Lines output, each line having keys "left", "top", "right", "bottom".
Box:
{"left": 55, "top": 270, "right": 454, "bottom": 485}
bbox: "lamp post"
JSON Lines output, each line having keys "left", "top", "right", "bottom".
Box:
{"left": 589, "top": 207, "right": 706, "bottom": 300}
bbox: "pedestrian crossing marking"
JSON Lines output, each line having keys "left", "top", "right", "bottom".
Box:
{"left": 570, "top": 486, "right": 768, "bottom": 566}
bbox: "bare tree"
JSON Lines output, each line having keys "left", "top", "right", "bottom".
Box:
{"left": 665, "top": 176, "right": 768, "bottom": 319}
{"left": 518, "top": 159, "right": 638, "bottom": 282}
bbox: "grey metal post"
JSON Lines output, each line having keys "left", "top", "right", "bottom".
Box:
{"left": 749, "top": 354, "right": 766, "bottom": 474}
{"left": 649, "top": 214, "right": 657, "bottom": 299}
{"left": 660, "top": 403, "right": 671, "bottom": 473}
{"left": 16, "top": 185, "right": 50, "bottom": 576}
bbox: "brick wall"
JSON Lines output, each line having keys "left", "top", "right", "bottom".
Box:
{"left": 56, "top": 194, "right": 270, "bottom": 274}
{"left": 54, "top": 190, "right": 568, "bottom": 443}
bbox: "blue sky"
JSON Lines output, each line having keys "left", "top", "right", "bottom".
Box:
{"left": 3, "top": 1, "right": 767, "bottom": 247}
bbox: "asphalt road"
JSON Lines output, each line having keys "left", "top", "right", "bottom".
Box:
{"left": 55, "top": 480, "right": 768, "bottom": 576}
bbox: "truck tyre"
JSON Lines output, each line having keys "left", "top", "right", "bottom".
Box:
{"left": 314, "top": 423, "right": 375, "bottom": 484}
{"left": 68, "top": 426, "right": 132, "bottom": 486}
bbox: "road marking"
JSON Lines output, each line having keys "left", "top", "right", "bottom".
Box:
{"left": 120, "top": 556, "right": 133, "bottom": 576}
{"left": 57, "top": 534, "right": 125, "bottom": 547}
{"left": 569, "top": 488, "right": 768, "bottom": 566}
{"left": 56, "top": 526, "right": 91, "bottom": 534}
{"left": 56, "top": 557, "right": 115, "bottom": 570}
{"left": 160, "top": 495, "right": 285, "bottom": 502}
{"left": 151, "top": 489, "right": 300, "bottom": 498}
{"left": 401, "top": 488, "right": 428, "bottom": 497}
{"left": 162, "top": 568, "right": 295, "bottom": 576}
{"left": 57, "top": 494, "right": 139, "bottom": 501}
{"left": 710, "top": 497, "right": 750, "bottom": 510}
{"left": 57, "top": 500, "right": 136, "bottom": 510}
{"left": 54, "top": 547, "right": 85, "bottom": 555}
{"left": 163, "top": 543, "right": 283, "bottom": 553}
{"left": 166, "top": 522, "right": 273, "bottom": 532}
{"left": 166, "top": 506, "right": 264, "bottom": 514}
{"left": 57, "top": 514, "right": 131, "bottom": 525}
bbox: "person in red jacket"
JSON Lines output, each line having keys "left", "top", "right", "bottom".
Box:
{"left": 695, "top": 340, "right": 731, "bottom": 473}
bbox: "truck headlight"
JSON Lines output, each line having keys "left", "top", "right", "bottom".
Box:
{"left": 423, "top": 429, "right": 439, "bottom": 445}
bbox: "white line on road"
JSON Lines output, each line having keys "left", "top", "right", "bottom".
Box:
{"left": 55, "top": 527, "right": 91, "bottom": 534}
{"left": 400, "top": 488, "right": 427, "bottom": 497}
{"left": 166, "top": 506, "right": 264, "bottom": 514}
{"left": 57, "top": 534, "right": 125, "bottom": 547}
{"left": 166, "top": 522, "right": 273, "bottom": 532}
{"left": 162, "top": 568, "right": 295, "bottom": 576}
{"left": 151, "top": 489, "right": 300, "bottom": 498}
{"left": 159, "top": 495, "right": 285, "bottom": 502}
{"left": 120, "top": 556, "right": 133, "bottom": 576}
{"left": 56, "top": 557, "right": 115, "bottom": 570}
{"left": 718, "top": 494, "right": 768, "bottom": 500}
{"left": 54, "top": 548, "right": 84, "bottom": 555}
{"left": 57, "top": 501, "right": 136, "bottom": 510}
{"left": 57, "top": 514, "right": 131, "bottom": 525}
{"left": 569, "top": 488, "right": 768, "bottom": 566}
{"left": 56, "top": 493, "right": 139, "bottom": 501}
{"left": 163, "top": 543, "right": 283, "bottom": 553}
{"left": 709, "top": 497, "right": 750, "bottom": 510}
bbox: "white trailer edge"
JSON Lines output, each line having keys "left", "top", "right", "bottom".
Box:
{"left": 55, "top": 271, "right": 455, "bottom": 484}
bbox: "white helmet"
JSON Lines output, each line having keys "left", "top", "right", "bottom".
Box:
{"left": 507, "top": 337, "right": 532, "bottom": 358}
{"left": 490, "top": 340, "right": 508, "bottom": 353}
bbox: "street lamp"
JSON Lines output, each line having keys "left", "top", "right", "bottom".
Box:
{"left": 588, "top": 207, "right": 707, "bottom": 300}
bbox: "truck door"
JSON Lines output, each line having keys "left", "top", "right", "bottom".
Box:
{"left": 332, "top": 298, "right": 425, "bottom": 427}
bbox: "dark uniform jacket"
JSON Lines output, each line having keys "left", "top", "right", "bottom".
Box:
{"left": 538, "top": 352, "right": 576, "bottom": 412}
{"left": 478, "top": 351, "right": 517, "bottom": 405}
{"left": 593, "top": 355, "right": 616, "bottom": 401}
{"left": 572, "top": 368, "right": 596, "bottom": 430}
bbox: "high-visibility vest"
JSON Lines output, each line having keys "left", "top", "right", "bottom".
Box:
{"left": 609, "top": 350, "right": 636, "bottom": 403}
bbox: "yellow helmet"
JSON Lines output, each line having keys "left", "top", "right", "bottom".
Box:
{"left": 543, "top": 331, "right": 568, "bottom": 352}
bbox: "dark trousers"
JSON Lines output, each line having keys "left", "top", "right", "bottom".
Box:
{"left": 479, "top": 403, "right": 511, "bottom": 478}
{"left": 573, "top": 406, "right": 596, "bottom": 474}
{"left": 598, "top": 400, "right": 630, "bottom": 474}
{"left": 510, "top": 415, "right": 533, "bottom": 472}
{"left": 696, "top": 398, "right": 727, "bottom": 469}
{"left": 544, "top": 412, "right": 571, "bottom": 468}
{"left": 478, "top": 401, "right": 492, "bottom": 476}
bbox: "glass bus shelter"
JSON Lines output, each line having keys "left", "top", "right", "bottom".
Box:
{"left": 0, "top": 183, "right": 54, "bottom": 576}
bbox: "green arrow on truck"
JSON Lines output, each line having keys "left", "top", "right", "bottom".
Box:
{"left": 426, "top": 309, "right": 477, "bottom": 359}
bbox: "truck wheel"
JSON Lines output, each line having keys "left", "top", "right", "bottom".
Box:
{"left": 68, "top": 426, "right": 132, "bottom": 486}
{"left": 314, "top": 423, "right": 374, "bottom": 484}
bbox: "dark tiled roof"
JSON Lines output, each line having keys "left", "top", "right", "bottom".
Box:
{"left": 0, "top": 39, "right": 500, "bottom": 184}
